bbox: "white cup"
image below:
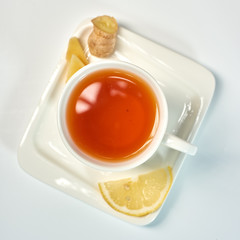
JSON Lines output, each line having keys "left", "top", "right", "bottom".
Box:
{"left": 58, "top": 61, "right": 197, "bottom": 171}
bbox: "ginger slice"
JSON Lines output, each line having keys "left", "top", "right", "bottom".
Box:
{"left": 88, "top": 15, "right": 118, "bottom": 58}
{"left": 66, "top": 37, "right": 88, "bottom": 65}
{"left": 66, "top": 54, "right": 85, "bottom": 82}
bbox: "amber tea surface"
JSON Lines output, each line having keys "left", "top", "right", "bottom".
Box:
{"left": 66, "top": 68, "right": 158, "bottom": 162}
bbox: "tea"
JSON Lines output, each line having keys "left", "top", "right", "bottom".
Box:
{"left": 66, "top": 68, "right": 158, "bottom": 162}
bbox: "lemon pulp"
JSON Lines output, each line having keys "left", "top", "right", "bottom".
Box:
{"left": 98, "top": 167, "right": 173, "bottom": 217}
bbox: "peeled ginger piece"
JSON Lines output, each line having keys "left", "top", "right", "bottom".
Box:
{"left": 66, "top": 54, "right": 85, "bottom": 82}
{"left": 66, "top": 37, "right": 88, "bottom": 65}
{"left": 92, "top": 15, "right": 118, "bottom": 34}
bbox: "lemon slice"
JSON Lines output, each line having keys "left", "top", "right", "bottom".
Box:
{"left": 98, "top": 167, "right": 173, "bottom": 217}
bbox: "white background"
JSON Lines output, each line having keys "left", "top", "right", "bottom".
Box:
{"left": 1, "top": 0, "right": 240, "bottom": 239}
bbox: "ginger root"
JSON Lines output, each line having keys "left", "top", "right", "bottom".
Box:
{"left": 88, "top": 15, "right": 118, "bottom": 58}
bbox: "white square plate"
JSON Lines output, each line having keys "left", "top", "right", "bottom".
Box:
{"left": 18, "top": 19, "right": 215, "bottom": 225}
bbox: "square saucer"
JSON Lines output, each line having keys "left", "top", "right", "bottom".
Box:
{"left": 18, "top": 19, "right": 215, "bottom": 225}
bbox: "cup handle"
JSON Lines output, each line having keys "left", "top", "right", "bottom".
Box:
{"left": 162, "top": 133, "right": 197, "bottom": 155}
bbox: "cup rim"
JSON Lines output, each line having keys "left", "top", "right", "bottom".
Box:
{"left": 57, "top": 60, "right": 168, "bottom": 171}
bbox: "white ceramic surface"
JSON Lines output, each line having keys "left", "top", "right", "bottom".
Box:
{"left": 18, "top": 19, "right": 215, "bottom": 225}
